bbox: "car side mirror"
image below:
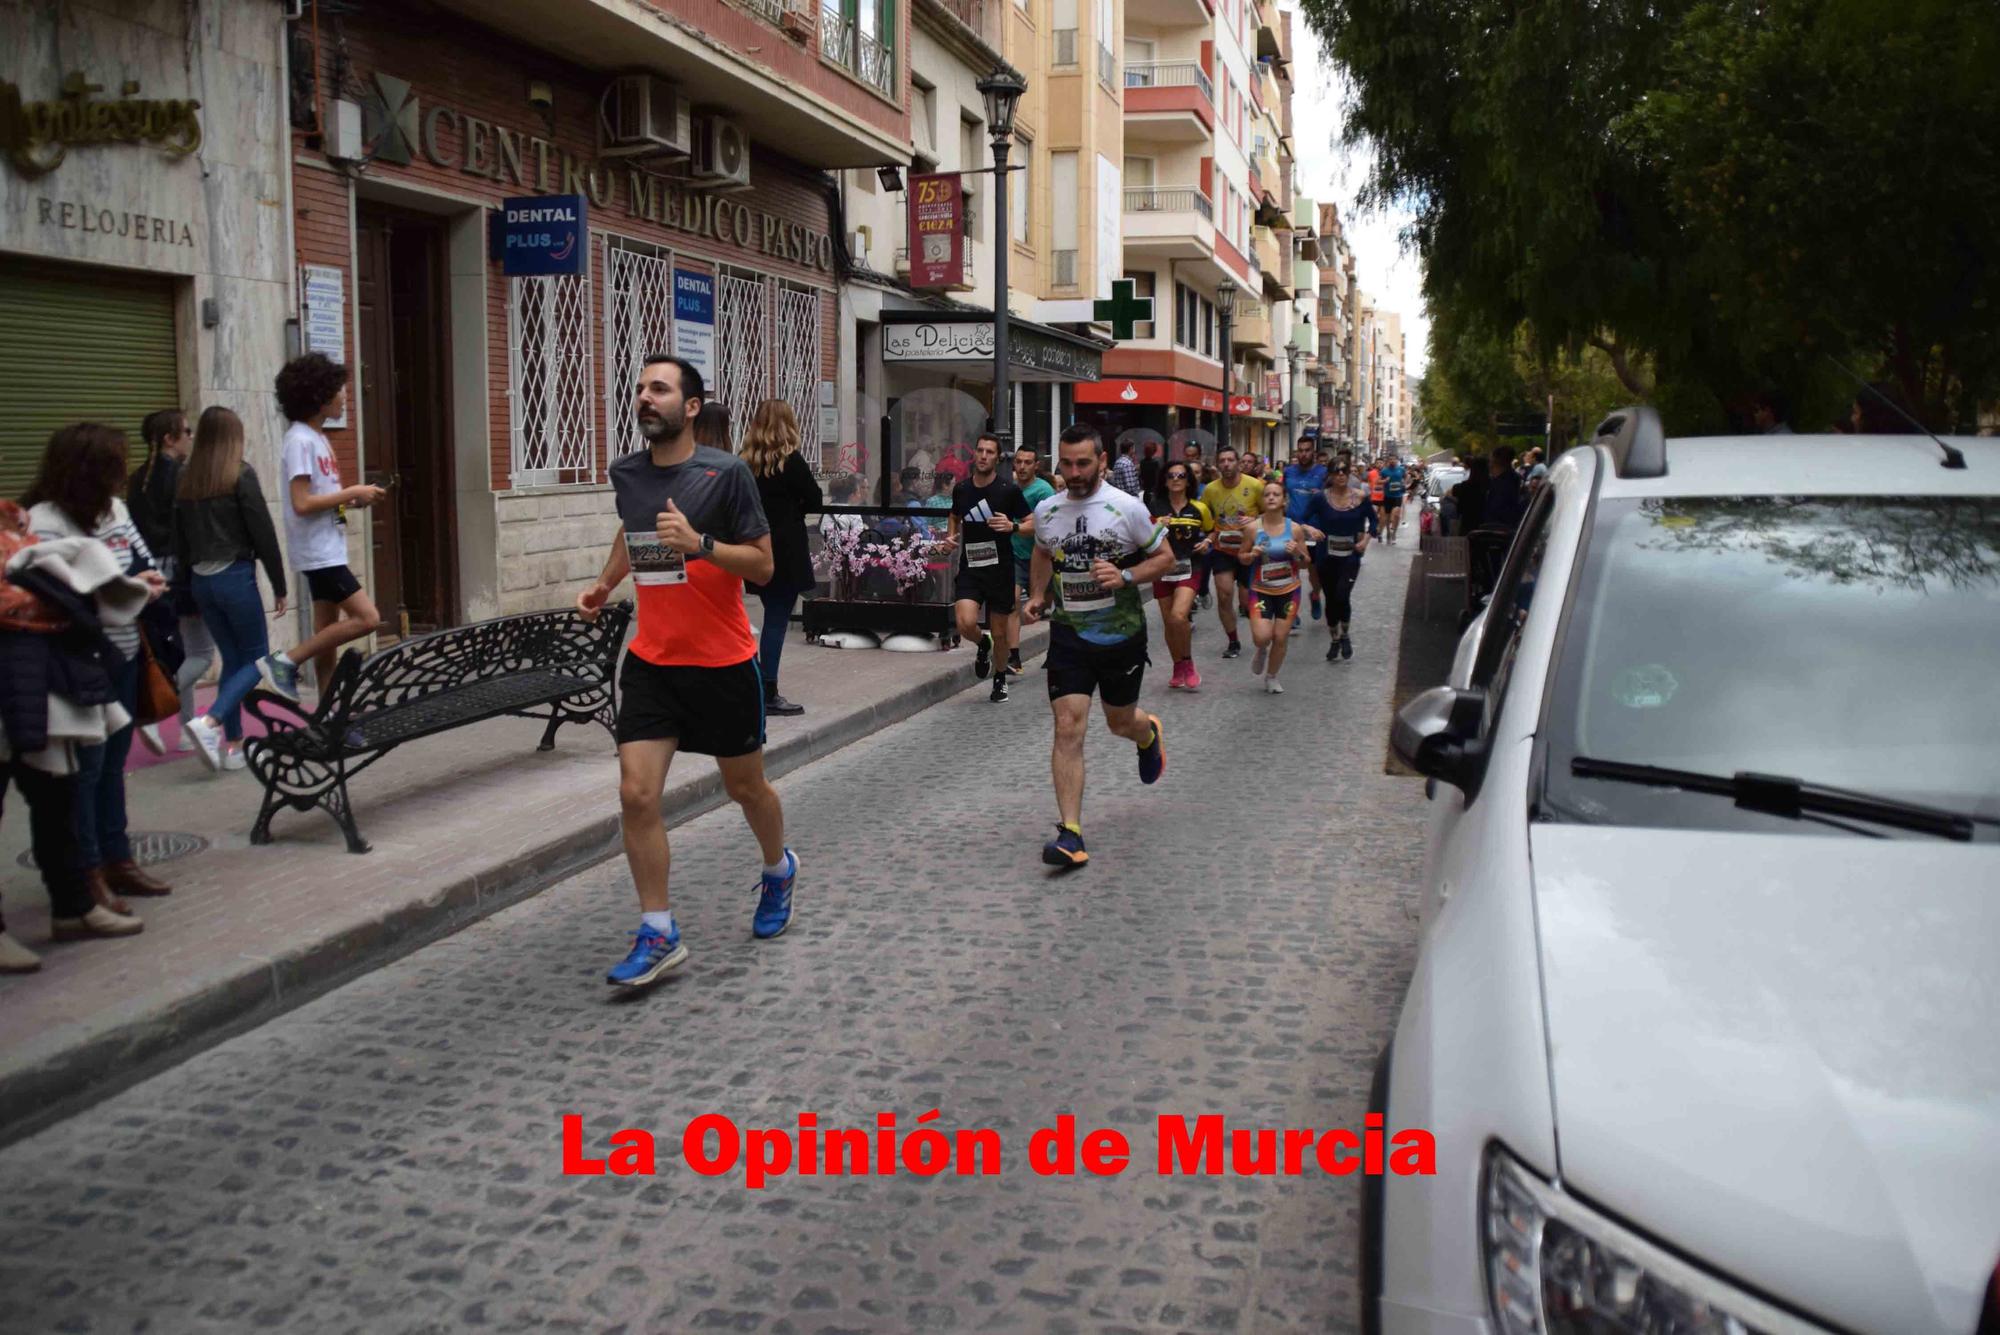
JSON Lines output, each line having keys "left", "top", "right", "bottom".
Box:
{"left": 1392, "top": 685, "right": 1489, "bottom": 795}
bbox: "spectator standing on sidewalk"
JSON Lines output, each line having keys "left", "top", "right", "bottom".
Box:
{"left": 22, "top": 424, "right": 174, "bottom": 909}
{"left": 267, "top": 354, "right": 386, "bottom": 701}
{"left": 739, "top": 399, "right": 821, "bottom": 719}
{"left": 0, "top": 498, "right": 157, "bottom": 968}
{"left": 693, "top": 400, "right": 732, "bottom": 453}
{"left": 174, "top": 407, "right": 293, "bottom": 773}
{"left": 125, "top": 409, "right": 215, "bottom": 756}
{"left": 1110, "top": 438, "right": 1142, "bottom": 495}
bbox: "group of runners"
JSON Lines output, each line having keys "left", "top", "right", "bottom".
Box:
{"left": 580, "top": 352, "right": 1395, "bottom": 988}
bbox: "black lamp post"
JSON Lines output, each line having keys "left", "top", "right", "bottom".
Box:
{"left": 1284, "top": 339, "right": 1301, "bottom": 448}
{"left": 976, "top": 65, "right": 1027, "bottom": 450}
{"left": 1214, "top": 279, "right": 1237, "bottom": 452}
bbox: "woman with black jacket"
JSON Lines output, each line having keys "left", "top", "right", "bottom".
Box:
{"left": 174, "top": 407, "right": 290, "bottom": 772}
{"left": 125, "top": 409, "right": 216, "bottom": 754}
{"left": 737, "top": 399, "right": 822, "bottom": 718}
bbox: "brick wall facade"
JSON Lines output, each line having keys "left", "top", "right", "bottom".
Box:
{"left": 292, "top": 6, "right": 845, "bottom": 618}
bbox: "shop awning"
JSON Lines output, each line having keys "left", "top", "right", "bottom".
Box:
{"left": 1076, "top": 377, "right": 1265, "bottom": 415}
{"left": 880, "top": 309, "right": 1106, "bottom": 383}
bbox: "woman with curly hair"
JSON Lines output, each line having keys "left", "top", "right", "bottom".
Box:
{"left": 738, "top": 399, "right": 821, "bottom": 717}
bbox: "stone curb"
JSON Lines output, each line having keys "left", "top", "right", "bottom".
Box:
{"left": 0, "top": 627, "right": 1046, "bottom": 1148}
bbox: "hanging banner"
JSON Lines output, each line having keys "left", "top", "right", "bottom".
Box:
{"left": 673, "top": 268, "right": 715, "bottom": 388}
{"left": 908, "top": 171, "right": 964, "bottom": 290}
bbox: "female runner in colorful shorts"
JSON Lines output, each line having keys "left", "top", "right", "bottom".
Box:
{"left": 1237, "top": 480, "right": 1325, "bottom": 694}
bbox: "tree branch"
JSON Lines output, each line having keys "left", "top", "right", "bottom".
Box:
{"left": 1587, "top": 333, "right": 1655, "bottom": 398}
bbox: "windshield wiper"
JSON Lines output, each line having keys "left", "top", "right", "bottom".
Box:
{"left": 1569, "top": 757, "right": 1983, "bottom": 842}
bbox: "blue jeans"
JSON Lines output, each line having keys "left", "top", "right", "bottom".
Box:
{"left": 74, "top": 652, "right": 138, "bottom": 869}
{"left": 193, "top": 561, "right": 272, "bottom": 741}
{"left": 756, "top": 585, "right": 800, "bottom": 690}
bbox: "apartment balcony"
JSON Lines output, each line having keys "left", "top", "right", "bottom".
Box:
{"left": 1255, "top": 0, "right": 1282, "bottom": 59}
{"left": 1252, "top": 227, "right": 1285, "bottom": 299}
{"left": 1123, "top": 185, "right": 1216, "bottom": 257}
{"left": 1293, "top": 257, "right": 1317, "bottom": 300}
{"left": 425, "top": 0, "right": 907, "bottom": 166}
{"left": 1250, "top": 136, "right": 1282, "bottom": 205}
{"left": 1292, "top": 196, "right": 1321, "bottom": 261}
{"left": 1232, "top": 300, "right": 1272, "bottom": 352}
{"left": 1128, "top": 0, "right": 1214, "bottom": 27}
{"left": 1123, "top": 61, "right": 1215, "bottom": 142}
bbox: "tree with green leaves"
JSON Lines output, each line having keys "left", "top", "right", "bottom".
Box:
{"left": 1302, "top": 0, "right": 2000, "bottom": 430}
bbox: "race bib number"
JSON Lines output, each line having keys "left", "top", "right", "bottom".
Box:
{"left": 964, "top": 540, "right": 1000, "bottom": 569}
{"left": 1326, "top": 535, "right": 1356, "bottom": 554}
{"left": 1258, "top": 559, "right": 1295, "bottom": 589}
{"left": 1060, "top": 570, "right": 1115, "bottom": 613}
{"left": 626, "top": 530, "right": 688, "bottom": 586}
{"left": 1169, "top": 554, "right": 1193, "bottom": 580}
{"left": 1217, "top": 528, "right": 1245, "bottom": 550}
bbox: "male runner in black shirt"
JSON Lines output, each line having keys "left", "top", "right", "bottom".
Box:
{"left": 940, "top": 432, "right": 1033, "bottom": 702}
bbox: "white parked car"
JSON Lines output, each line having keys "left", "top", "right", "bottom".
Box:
{"left": 1369, "top": 409, "right": 2000, "bottom": 1335}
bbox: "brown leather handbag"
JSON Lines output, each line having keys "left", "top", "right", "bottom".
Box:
{"left": 134, "top": 634, "right": 180, "bottom": 725}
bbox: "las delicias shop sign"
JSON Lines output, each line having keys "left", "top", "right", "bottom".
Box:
{"left": 378, "top": 77, "right": 833, "bottom": 273}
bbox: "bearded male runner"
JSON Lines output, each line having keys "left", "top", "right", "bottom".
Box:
{"left": 577, "top": 354, "right": 797, "bottom": 988}
{"left": 1022, "top": 423, "right": 1176, "bottom": 869}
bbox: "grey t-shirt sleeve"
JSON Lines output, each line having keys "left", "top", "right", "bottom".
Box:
{"left": 725, "top": 460, "right": 771, "bottom": 545}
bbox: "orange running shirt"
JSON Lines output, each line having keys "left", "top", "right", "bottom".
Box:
{"left": 608, "top": 445, "right": 771, "bottom": 667}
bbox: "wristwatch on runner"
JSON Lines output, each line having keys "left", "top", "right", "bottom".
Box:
{"left": 700, "top": 533, "right": 717, "bottom": 557}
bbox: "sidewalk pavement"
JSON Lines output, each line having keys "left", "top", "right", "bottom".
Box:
{"left": 0, "top": 615, "right": 1044, "bottom": 1145}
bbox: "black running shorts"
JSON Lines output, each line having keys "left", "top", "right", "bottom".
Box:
{"left": 953, "top": 565, "right": 1017, "bottom": 614}
{"left": 303, "top": 564, "right": 363, "bottom": 605}
{"left": 615, "top": 654, "right": 765, "bottom": 756}
{"left": 1044, "top": 624, "right": 1148, "bottom": 708}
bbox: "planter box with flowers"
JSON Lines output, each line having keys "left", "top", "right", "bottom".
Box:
{"left": 801, "top": 509, "right": 958, "bottom": 646}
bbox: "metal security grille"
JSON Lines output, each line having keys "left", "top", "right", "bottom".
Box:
{"left": 774, "top": 284, "right": 824, "bottom": 469}
{"left": 508, "top": 269, "right": 595, "bottom": 485}
{"left": 603, "top": 244, "right": 674, "bottom": 461}
{"left": 716, "top": 271, "right": 769, "bottom": 453}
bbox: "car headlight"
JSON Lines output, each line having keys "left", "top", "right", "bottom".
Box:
{"left": 1482, "top": 1146, "right": 1829, "bottom": 1334}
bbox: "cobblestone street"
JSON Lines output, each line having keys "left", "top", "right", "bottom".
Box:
{"left": 0, "top": 543, "right": 1429, "bottom": 1335}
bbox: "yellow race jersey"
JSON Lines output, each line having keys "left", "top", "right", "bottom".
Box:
{"left": 1200, "top": 476, "right": 1265, "bottom": 554}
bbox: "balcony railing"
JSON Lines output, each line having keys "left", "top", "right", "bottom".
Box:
{"left": 1124, "top": 186, "right": 1213, "bottom": 219}
{"left": 822, "top": 5, "right": 895, "bottom": 96}
{"left": 1053, "top": 27, "right": 1077, "bottom": 66}
{"left": 1123, "top": 61, "right": 1213, "bottom": 102}
{"left": 1097, "top": 43, "right": 1117, "bottom": 88}
{"left": 1052, "top": 249, "right": 1078, "bottom": 288}
{"left": 739, "top": 0, "right": 808, "bottom": 28}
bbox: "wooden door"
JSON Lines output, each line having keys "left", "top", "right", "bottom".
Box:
{"left": 355, "top": 214, "right": 405, "bottom": 626}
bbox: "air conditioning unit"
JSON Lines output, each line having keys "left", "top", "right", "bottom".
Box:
{"left": 599, "top": 75, "right": 692, "bottom": 159}
{"left": 691, "top": 115, "right": 752, "bottom": 190}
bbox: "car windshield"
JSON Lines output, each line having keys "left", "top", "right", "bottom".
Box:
{"left": 1539, "top": 495, "right": 2000, "bottom": 835}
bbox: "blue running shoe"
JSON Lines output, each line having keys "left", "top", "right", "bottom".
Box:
{"left": 754, "top": 848, "right": 798, "bottom": 939}
{"left": 1310, "top": 594, "right": 1323, "bottom": 621}
{"left": 606, "top": 924, "right": 687, "bottom": 988}
{"left": 1136, "top": 714, "right": 1166, "bottom": 785}
{"left": 1041, "top": 824, "right": 1088, "bottom": 869}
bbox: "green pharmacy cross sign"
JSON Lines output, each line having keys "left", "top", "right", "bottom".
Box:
{"left": 1094, "top": 279, "right": 1155, "bottom": 341}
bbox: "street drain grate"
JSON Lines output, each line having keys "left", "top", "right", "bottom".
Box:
{"left": 16, "top": 831, "right": 210, "bottom": 871}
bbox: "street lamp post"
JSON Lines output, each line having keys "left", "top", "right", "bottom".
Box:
{"left": 1214, "top": 280, "right": 1237, "bottom": 454}
{"left": 1284, "top": 339, "right": 1301, "bottom": 448}
{"left": 976, "top": 65, "right": 1027, "bottom": 451}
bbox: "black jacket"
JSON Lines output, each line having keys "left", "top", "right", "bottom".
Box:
{"left": 0, "top": 568, "right": 120, "bottom": 756}
{"left": 126, "top": 451, "right": 181, "bottom": 557}
{"left": 748, "top": 452, "right": 823, "bottom": 594}
{"left": 172, "top": 464, "right": 287, "bottom": 601}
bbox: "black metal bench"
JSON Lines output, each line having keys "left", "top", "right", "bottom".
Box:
{"left": 242, "top": 604, "right": 632, "bottom": 853}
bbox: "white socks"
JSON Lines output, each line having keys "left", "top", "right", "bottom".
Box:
{"left": 764, "top": 851, "right": 792, "bottom": 879}
{"left": 641, "top": 910, "right": 675, "bottom": 936}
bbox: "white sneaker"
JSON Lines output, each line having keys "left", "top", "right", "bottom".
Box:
{"left": 51, "top": 906, "right": 144, "bottom": 940}
{"left": 185, "top": 716, "right": 225, "bottom": 772}
{"left": 223, "top": 747, "right": 248, "bottom": 771}
{"left": 1265, "top": 676, "right": 1284, "bottom": 694}
{"left": 0, "top": 930, "right": 41, "bottom": 973}
{"left": 136, "top": 723, "right": 166, "bottom": 756}
{"left": 1251, "top": 644, "right": 1269, "bottom": 675}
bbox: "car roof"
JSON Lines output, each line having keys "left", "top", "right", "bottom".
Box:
{"left": 1595, "top": 435, "right": 2000, "bottom": 498}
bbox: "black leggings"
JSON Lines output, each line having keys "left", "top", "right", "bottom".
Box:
{"left": 1315, "top": 553, "right": 1363, "bottom": 625}
{"left": 0, "top": 759, "right": 91, "bottom": 919}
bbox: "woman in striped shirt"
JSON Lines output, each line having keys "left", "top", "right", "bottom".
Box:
{"left": 23, "top": 423, "right": 175, "bottom": 914}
